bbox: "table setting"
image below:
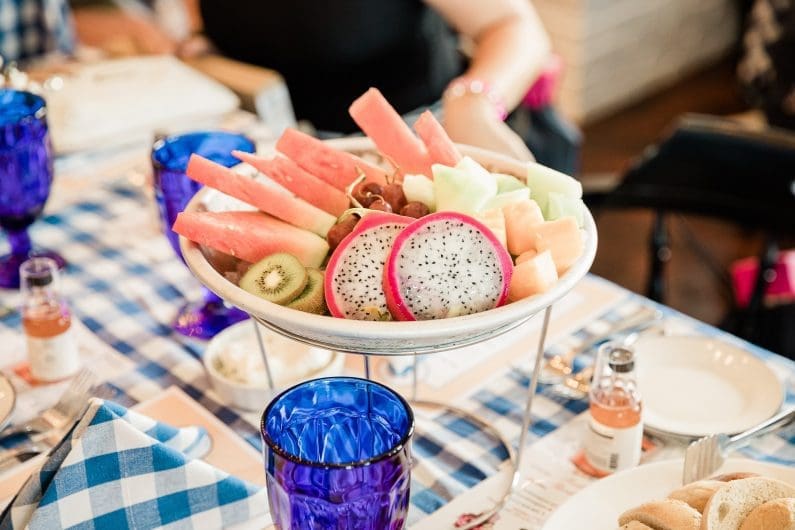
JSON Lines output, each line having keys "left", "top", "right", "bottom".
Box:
{"left": 1, "top": 64, "right": 795, "bottom": 530}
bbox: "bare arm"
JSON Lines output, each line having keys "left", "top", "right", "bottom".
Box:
{"left": 426, "top": 0, "right": 551, "bottom": 160}
{"left": 427, "top": 0, "right": 550, "bottom": 109}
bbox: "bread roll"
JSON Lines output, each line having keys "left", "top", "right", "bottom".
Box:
{"left": 702, "top": 477, "right": 795, "bottom": 530}
{"left": 669, "top": 480, "right": 725, "bottom": 513}
{"left": 710, "top": 472, "right": 760, "bottom": 483}
{"left": 619, "top": 499, "right": 701, "bottom": 530}
{"left": 739, "top": 498, "right": 795, "bottom": 530}
{"left": 619, "top": 522, "right": 655, "bottom": 529}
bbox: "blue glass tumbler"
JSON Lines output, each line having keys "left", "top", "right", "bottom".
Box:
{"left": 0, "top": 89, "right": 65, "bottom": 289}
{"left": 152, "top": 131, "right": 255, "bottom": 339}
{"left": 262, "top": 377, "right": 414, "bottom": 530}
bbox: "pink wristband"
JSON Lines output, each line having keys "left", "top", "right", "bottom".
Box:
{"left": 444, "top": 77, "right": 508, "bottom": 121}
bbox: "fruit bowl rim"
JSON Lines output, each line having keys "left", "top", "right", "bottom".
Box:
{"left": 180, "top": 138, "right": 598, "bottom": 355}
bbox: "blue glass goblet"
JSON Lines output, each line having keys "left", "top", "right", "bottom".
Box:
{"left": 262, "top": 377, "right": 414, "bottom": 530}
{"left": 0, "top": 89, "right": 65, "bottom": 289}
{"left": 152, "top": 131, "right": 255, "bottom": 339}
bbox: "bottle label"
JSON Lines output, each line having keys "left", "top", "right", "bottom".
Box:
{"left": 584, "top": 417, "right": 643, "bottom": 474}
{"left": 27, "top": 329, "right": 80, "bottom": 382}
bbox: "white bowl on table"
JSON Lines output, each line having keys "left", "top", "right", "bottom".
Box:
{"left": 181, "top": 138, "right": 598, "bottom": 355}
{"left": 203, "top": 320, "right": 344, "bottom": 411}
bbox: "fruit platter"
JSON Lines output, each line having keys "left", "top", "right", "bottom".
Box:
{"left": 178, "top": 88, "right": 597, "bottom": 354}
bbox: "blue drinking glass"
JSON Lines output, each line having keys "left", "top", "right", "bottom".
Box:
{"left": 262, "top": 377, "right": 414, "bottom": 530}
{"left": 0, "top": 89, "right": 65, "bottom": 289}
{"left": 152, "top": 131, "right": 255, "bottom": 339}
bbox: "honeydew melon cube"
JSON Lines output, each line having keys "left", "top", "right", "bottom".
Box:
{"left": 494, "top": 173, "right": 527, "bottom": 194}
{"left": 508, "top": 250, "right": 558, "bottom": 301}
{"left": 533, "top": 216, "right": 584, "bottom": 275}
{"left": 455, "top": 157, "right": 498, "bottom": 195}
{"left": 402, "top": 174, "right": 436, "bottom": 211}
{"left": 525, "top": 164, "right": 582, "bottom": 215}
{"left": 483, "top": 187, "right": 531, "bottom": 212}
{"left": 475, "top": 207, "right": 507, "bottom": 249}
{"left": 433, "top": 159, "right": 497, "bottom": 213}
{"left": 547, "top": 191, "right": 585, "bottom": 227}
{"left": 502, "top": 198, "right": 544, "bottom": 256}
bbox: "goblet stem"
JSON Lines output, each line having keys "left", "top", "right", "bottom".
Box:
{"left": 8, "top": 229, "right": 32, "bottom": 257}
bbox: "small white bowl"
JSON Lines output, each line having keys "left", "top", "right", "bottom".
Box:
{"left": 203, "top": 320, "right": 345, "bottom": 411}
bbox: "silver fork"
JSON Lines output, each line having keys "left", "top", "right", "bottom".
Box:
{"left": 682, "top": 407, "right": 795, "bottom": 484}
{"left": 539, "top": 307, "right": 662, "bottom": 384}
{"left": 0, "top": 368, "right": 96, "bottom": 439}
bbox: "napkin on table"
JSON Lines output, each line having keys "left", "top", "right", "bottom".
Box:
{"left": 0, "top": 398, "right": 267, "bottom": 529}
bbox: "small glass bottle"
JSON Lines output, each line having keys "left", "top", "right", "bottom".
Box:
{"left": 583, "top": 342, "right": 643, "bottom": 475}
{"left": 20, "top": 257, "right": 79, "bottom": 382}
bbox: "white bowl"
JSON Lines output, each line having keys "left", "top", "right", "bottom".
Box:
{"left": 203, "top": 320, "right": 344, "bottom": 411}
{"left": 182, "top": 138, "right": 597, "bottom": 355}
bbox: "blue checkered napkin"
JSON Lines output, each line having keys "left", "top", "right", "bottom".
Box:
{"left": 0, "top": 399, "right": 267, "bottom": 529}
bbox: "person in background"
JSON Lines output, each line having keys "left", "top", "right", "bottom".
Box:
{"left": 71, "top": 0, "right": 551, "bottom": 161}
{"left": 0, "top": 0, "right": 74, "bottom": 63}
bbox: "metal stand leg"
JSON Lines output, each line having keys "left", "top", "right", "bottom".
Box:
{"left": 450, "top": 305, "right": 554, "bottom": 530}
{"left": 252, "top": 319, "right": 275, "bottom": 391}
{"left": 363, "top": 355, "right": 371, "bottom": 380}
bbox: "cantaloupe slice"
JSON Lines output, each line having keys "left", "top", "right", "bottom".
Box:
{"left": 508, "top": 250, "right": 558, "bottom": 301}
{"left": 502, "top": 198, "right": 545, "bottom": 256}
{"left": 233, "top": 151, "right": 350, "bottom": 217}
{"left": 413, "top": 110, "right": 461, "bottom": 167}
{"left": 533, "top": 216, "right": 584, "bottom": 275}
{"left": 515, "top": 249, "right": 538, "bottom": 265}
{"left": 349, "top": 87, "right": 432, "bottom": 176}
{"left": 475, "top": 208, "right": 507, "bottom": 249}
{"left": 173, "top": 210, "right": 329, "bottom": 268}
{"left": 276, "top": 128, "right": 389, "bottom": 189}
{"left": 186, "top": 154, "right": 335, "bottom": 237}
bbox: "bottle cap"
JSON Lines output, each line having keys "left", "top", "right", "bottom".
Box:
{"left": 608, "top": 346, "right": 635, "bottom": 373}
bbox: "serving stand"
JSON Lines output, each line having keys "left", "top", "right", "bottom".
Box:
{"left": 181, "top": 138, "right": 598, "bottom": 529}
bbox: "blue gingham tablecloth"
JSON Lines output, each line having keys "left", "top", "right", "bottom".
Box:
{"left": 2, "top": 398, "right": 265, "bottom": 529}
{"left": 2, "top": 180, "right": 795, "bottom": 523}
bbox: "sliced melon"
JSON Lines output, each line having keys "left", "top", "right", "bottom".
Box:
{"left": 402, "top": 174, "right": 436, "bottom": 211}
{"left": 433, "top": 163, "right": 497, "bottom": 214}
{"left": 483, "top": 187, "right": 531, "bottom": 212}
{"left": 413, "top": 110, "right": 461, "bottom": 167}
{"left": 475, "top": 208, "right": 507, "bottom": 249}
{"left": 186, "top": 154, "right": 335, "bottom": 237}
{"left": 173, "top": 210, "right": 329, "bottom": 268}
{"left": 276, "top": 128, "right": 389, "bottom": 189}
{"left": 547, "top": 191, "right": 585, "bottom": 227}
{"left": 349, "top": 88, "right": 431, "bottom": 176}
{"left": 502, "top": 198, "right": 545, "bottom": 256}
{"left": 533, "top": 216, "right": 584, "bottom": 275}
{"left": 233, "top": 151, "right": 350, "bottom": 217}
{"left": 508, "top": 250, "right": 559, "bottom": 301}
{"left": 525, "top": 163, "right": 582, "bottom": 214}
{"left": 515, "top": 249, "right": 538, "bottom": 265}
{"left": 494, "top": 173, "right": 527, "bottom": 194}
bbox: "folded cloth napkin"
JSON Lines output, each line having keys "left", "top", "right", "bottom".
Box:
{"left": 0, "top": 399, "right": 267, "bottom": 529}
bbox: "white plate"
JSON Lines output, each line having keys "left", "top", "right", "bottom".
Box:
{"left": 634, "top": 335, "right": 783, "bottom": 438}
{"left": 0, "top": 374, "right": 15, "bottom": 431}
{"left": 543, "top": 458, "right": 795, "bottom": 530}
{"left": 203, "top": 320, "right": 344, "bottom": 411}
{"left": 180, "top": 138, "right": 598, "bottom": 355}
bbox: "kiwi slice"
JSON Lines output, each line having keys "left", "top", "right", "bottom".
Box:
{"left": 286, "top": 268, "right": 327, "bottom": 314}
{"left": 240, "top": 253, "right": 308, "bottom": 305}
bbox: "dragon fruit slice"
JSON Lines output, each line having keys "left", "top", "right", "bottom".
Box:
{"left": 383, "top": 212, "right": 513, "bottom": 320}
{"left": 324, "top": 211, "right": 412, "bottom": 320}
